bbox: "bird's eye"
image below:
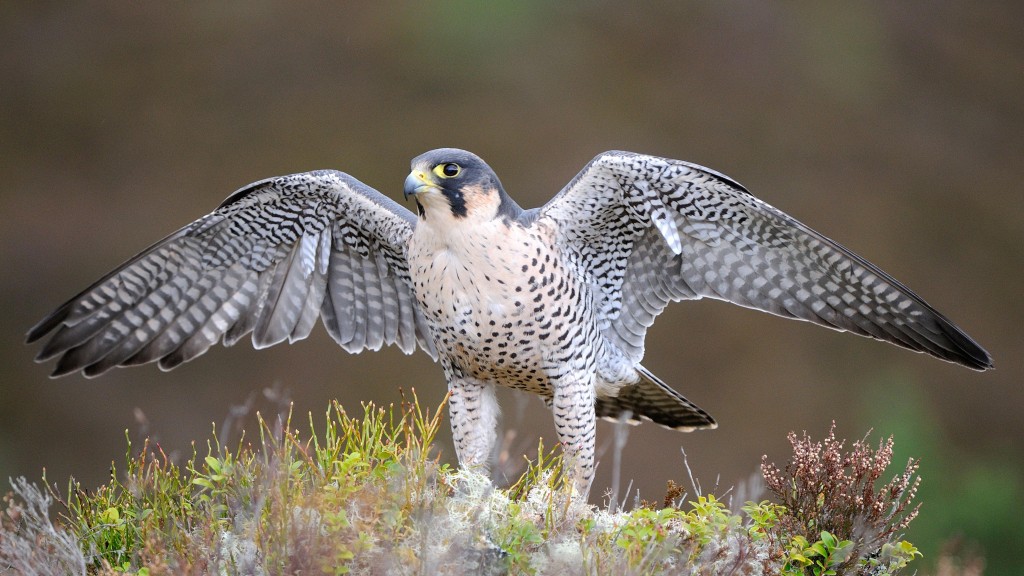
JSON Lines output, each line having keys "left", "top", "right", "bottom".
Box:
{"left": 433, "top": 163, "right": 461, "bottom": 178}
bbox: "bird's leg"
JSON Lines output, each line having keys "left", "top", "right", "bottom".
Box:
{"left": 447, "top": 377, "right": 499, "bottom": 475}
{"left": 550, "top": 375, "right": 597, "bottom": 497}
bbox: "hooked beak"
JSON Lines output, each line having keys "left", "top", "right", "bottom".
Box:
{"left": 403, "top": 170, "right": 438, "bottom": 201}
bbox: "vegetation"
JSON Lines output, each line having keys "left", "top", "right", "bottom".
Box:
{"left": 1, "top": 394, "right": 930, "bottom": 575}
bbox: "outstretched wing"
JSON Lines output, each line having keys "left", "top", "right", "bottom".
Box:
{"left": 28, "top": 170, "right": 436, "bottom": 377}
{"left": 538, "top": 151, "right": 992, "bottom": 370}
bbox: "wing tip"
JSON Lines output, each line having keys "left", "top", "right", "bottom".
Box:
{"left": 953, "top": 346, "right": 994, "bottom": 372}
{"left": 932, "top": 316, "right": 994, "bottom": 371}
{"left": 48, "top": 361, "right": 80, "bottom": 379}
{"left": 961, "top": 346, "right": 995, "bottom": 371}
{"left": 26, "top": 308, "right": 67, "bottom": 344}
{"left": 956, "top": 341, "right": 994, "bottom": 372}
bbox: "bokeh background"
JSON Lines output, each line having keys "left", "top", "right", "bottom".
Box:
{"left": 2, "top": 2, "right": 1021, "bottom": 572}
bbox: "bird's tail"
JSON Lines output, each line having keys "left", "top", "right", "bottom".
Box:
{"left": 595, "top": 365, "right": 717, "bottom": 431}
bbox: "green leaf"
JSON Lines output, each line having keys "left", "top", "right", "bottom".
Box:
{"left": 99, "top": 506, "right": 120, "bottom": 524}
{"left": 808, "top": 542, "right": 829, "bottom": 557}
{"left": 204, "top": 456, "right": 222, "bottom": 473}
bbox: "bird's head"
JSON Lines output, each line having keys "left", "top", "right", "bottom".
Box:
{"left": 404, "top": 148, "right": 521, "bottom": 222}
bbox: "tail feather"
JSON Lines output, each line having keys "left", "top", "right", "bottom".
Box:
{"left": 596, "top": 365, "right": 717, "bottom": 431}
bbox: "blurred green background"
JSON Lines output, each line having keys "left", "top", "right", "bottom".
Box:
{"left": 2, "top": 2, "right": 1021, "bottom": 572}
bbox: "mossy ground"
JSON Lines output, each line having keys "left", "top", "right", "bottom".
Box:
{"left": 1, "top": 393, "right": 927, "bottom": 575}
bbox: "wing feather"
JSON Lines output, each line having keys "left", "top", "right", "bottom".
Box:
{"left": 28, "top": 169, "right": 436, "bottom": 378}
{"left": 539, "top": 151, "right": 992, "bottom": 370}
{"left": 324, "top": 246, "right": 358, "bottom": 345}
{"left": 361, "top": 251, "right": 386, "bottom": 351}
{"left": 377, "top": 256, "right": 400, "bottom": 348}
{"left": 347, "top": 249, "right": 370, "bottom": 351}
{"left": 252, "top": 236, "right": 304, "bottom": 348}
{"left": 290, "top": 230, "right": 331, "bottom": 342}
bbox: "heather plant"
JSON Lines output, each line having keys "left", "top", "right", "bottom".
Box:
{"left": 761, "top": 423, "right": 923, "bottom": 575}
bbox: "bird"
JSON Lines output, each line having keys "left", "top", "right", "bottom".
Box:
{"left": 27, "top": 148, "right": 993, "bottom": 495}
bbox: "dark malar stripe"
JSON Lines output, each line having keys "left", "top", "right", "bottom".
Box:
{"left": 445, "top": 189, "right": 468, "bottom": 218}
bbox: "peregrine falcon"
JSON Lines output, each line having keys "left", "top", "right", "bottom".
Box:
{"left": 27, "top": 148, "right": 992, "bottom": 495}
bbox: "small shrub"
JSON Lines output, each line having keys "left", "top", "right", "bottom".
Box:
{"left": 761, "top": 423, "right": 923, "bottom": 575}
